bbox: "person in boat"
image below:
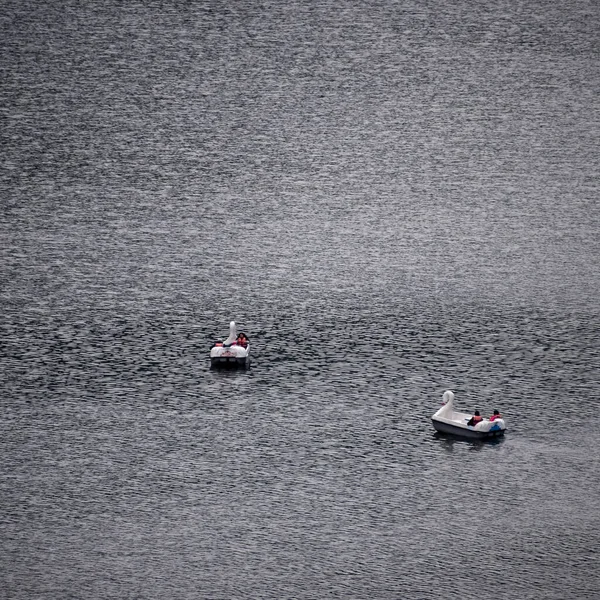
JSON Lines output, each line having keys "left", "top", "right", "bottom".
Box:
{"left": 466, "top": 411, "right": 483, "bottom": 427}
{"left": 489, "top": 409, "right": 502, "bottom": 422}
{"left": 235, "top": 333, "right": 249, "bottom": 348}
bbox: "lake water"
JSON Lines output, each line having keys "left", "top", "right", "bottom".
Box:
{"left": 1, "top": 1, "right": 599, "bottom": 598}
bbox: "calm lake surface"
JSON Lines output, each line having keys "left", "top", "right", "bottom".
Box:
{"left": 1, "top": 1, "right": 599, "bottom": 598}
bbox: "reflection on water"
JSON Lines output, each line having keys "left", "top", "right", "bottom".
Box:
{"left": 433, "top": 432, "right": 506, "bottom": 452}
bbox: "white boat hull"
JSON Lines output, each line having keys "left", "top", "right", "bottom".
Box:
{"left": 210, "top": 344, "right": 250, "bottom": 369}
{"left": 432, "top": 417, "right": 505, "bottom": 439}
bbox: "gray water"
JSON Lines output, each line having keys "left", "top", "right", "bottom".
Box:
{"left": 1, "top": 1, "right": 599, "bottom": 598}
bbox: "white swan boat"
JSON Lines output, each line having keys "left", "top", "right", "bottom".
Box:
{"left": 431, "top": 390, "right": 506, "bottom": 439}
{"left": 210, "top": 321, "right": 250, "bottom": 369}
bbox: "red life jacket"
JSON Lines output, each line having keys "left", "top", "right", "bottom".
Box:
{"left": 490, "top": 414, "right": 502, "bottom": 421}
{"left": 472, "top": 415, "right": 483, "bottom": 424}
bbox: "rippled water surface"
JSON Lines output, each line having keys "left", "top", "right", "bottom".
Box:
{"left": 1, "top": 1, "right": 599, "bottom": 598}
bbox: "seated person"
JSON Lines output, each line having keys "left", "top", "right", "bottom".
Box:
{"left": 490, "top": 409, "right": 502, "bottom": 422}
{"left": 466, "top": 411, "right": 483, "bottom": 427}
{"left": 235, "top": 333, "right": 249, "bottom": 348}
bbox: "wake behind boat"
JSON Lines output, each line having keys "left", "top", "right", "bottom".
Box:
{"left": 432, "top": 390, "right": 506, "bottom": 439}
{"left": 210, "top": 321, "right": 250, "bottom": 369}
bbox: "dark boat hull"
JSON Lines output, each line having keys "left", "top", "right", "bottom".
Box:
{"left": 432, "top": 419, "right": 506, "bottom": 439}
{"left": 210, "top": 356, "right": 250, "bottom": 369}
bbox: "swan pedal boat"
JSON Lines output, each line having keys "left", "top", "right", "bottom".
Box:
{"left": 432, "top": 391, "right": 506, "bottom": 439}
{"left": 210, "top": 321, "right": 250, "bottom": 369}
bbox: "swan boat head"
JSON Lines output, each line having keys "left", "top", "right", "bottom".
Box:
{"left": 433, "top": 390, "right": 455, "bottom": 419}
{"left": 223, "top": 320, "right": 238, "bottom": 346}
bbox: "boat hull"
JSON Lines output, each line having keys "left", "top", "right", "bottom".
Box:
{"left": 210, "top": 355, "right": 250, "bottom": 369}
{"left": 432, "top": 418, "right": 505, "bottom": 439}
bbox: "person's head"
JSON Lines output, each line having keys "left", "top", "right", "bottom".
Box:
{"left": 493, "top": 409, "right": 500, "bottom": 415}
{"left": 474, "top": 410, "right": 480, "bottom": 416}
